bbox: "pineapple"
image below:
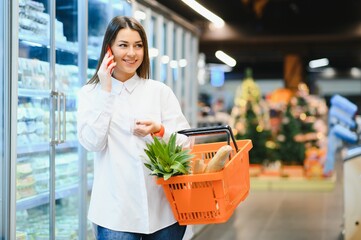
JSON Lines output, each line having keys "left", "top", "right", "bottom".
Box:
{"left": 143, "top": 133, "right": 193, "bottom": 180}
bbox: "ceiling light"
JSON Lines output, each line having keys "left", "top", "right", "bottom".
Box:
{"left": 170, "top": 60, "right": 178, "bottom": 68}
{"left": 179, "top": 59, "right": 188, "bottom": 67}
{"left": 215, "top": 50, "right": 236, "bottom": 67}
{"left": 181, "top": 0, "right": 225, "bottom": 28}
{"left": 134, "top": 10, "right": 146, "bottom": 21}
{"left": 149, "top": 48, "right": 159, "bottom": 58}
{"left": 161, "top": 55, "right": 169, "bottom": 64}
{"left": 309, "top": 58, "right": 329, "bottom": 68}
{"left": 321, "top": 67, "right": 336, "bottom": 78}
{"left": 350, "top": 67, "right": 361, "bottom": 77}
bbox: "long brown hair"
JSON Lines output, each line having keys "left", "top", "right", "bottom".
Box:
{"left": 87, "top": 16, "right": 150, "bottom": 85}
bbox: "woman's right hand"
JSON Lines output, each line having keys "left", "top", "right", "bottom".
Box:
{"left": 98, "top": 51, "right": 116, "bottom": 92}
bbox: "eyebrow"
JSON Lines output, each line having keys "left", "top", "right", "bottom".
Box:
{"left": 117, "top": 40, "right": 143, "bottom": 44}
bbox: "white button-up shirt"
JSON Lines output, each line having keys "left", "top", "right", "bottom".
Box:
{"left": 77, "top": 74, "right": 193, "bottom": 236}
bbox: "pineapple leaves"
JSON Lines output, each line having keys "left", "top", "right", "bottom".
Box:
{"left": 143, "top": 133, "right": 193, "bottom": 180}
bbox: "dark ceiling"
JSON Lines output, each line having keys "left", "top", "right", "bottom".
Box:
{"left": 154, "top": 0, "right": 361, "bottom": 79}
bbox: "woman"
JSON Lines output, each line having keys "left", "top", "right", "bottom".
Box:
{"left": 77, "top": 16, "right": 193, "bottom": 240}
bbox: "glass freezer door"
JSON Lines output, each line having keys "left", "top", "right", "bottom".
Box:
{"left": 15, "top": 0, "right": 133, "bottom": 239}
{"left": 53, "top": 1, "right": 81, "bottom": 239}
{"left": 16, "top": 0, "right": 82, "bottom": 239}
{"left": 16, "top": 0, "right": 53, "bottom": 238}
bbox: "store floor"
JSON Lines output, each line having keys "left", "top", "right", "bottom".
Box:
{"left": 192, "top": 159, "right": 344, "bottom": 240}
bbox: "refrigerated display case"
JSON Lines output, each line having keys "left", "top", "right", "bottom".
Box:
{"left": 16, "top": 0, "right": 78, "bottom": 238}
{"left": 3, "top": 0, "right": 198, "bottom": 239}
{"left": 15, "top": 0, "right": 132, "bottom": 239}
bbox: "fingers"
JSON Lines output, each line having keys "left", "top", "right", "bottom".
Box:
{"left": 133, "top": 120, "right": 158, "bottom": 137}
{"left": 132, "top": 126, "right": 149, "bottom": 137}
{"left": 98, "top": 52, "right": 116, "bottom": 91}
{"left": 108, "top": 61, "right": 116, "bottom": 74}
{"left": 137, "top": 120, "right": 152, "bottom": 126}
{"left": 132, "top": 129, "right": 145, "bottom": 137}
{"left": 101, "top": 52, "right": 116, "bottom": 72}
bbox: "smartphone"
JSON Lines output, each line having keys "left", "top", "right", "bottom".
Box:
{"left": 106, "top": 46, "right": 115, "bottom": 68}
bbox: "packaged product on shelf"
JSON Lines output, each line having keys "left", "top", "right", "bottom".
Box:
{"left": 27, "top": 133, "right": 42, "bottom": 143}
{"left": 34, "top": 121, "right": 46, "bottom": 135}
{"left": 55, "top": 64, "right": 70, "bottom": 91}
{"left": 17, "top": 122, "right": 28, "bottom": 135}
{"left": 19, "top": 0, "right": 47, "bottom": 37}
{"left": 66, "top": 65, "right": 80, "bottom": 87}
{"left": 32, "top": 155, "right": 50, "bottom": 193}
{"left": 32, "top": 156, "right": 49, "bottom": 174}
{"left": 55, "top": 19, "right": 67, "bottom": 43}
{"left": 66, "top": 122, "right": 75, "bottom": 132}
{"left": 17, "top": 135, "right": 29, "bottom": 146}
{"left": 17, "top": 162, "right": 33, "bottom": 178}
{"left": 25, "top": 121, "right": 38, "bottom": 134}
{"left": 26, "top": 0, "right": 45, "bottom": 12}
{"left": 16, "top": 175, "right": 36, "bottom": 199}
{"left": 34, "top": 173, "right": 49, "bottom": 194}
{"left": 17, "top": 105, "right": 27, "bottom": 121}
{"left": 16, "top": 231, "right": 27, "bottom": 240}
{"left": 18, "top": 58, "right": 49, "bottom": 89}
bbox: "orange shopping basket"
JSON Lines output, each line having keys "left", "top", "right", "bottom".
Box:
{"left": 156, "top": 125, "right": 252, "bottom": 225}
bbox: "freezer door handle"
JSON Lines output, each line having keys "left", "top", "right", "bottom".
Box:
{"left": 50, "top": 90, "right": 66, "bottom": 145}
{"left": 57, "top": 91, "right": 61, "bottom": 143}
{"left": 50, "top": 90, "right": 59, "bottom": 145}
{"left": 59, "top": 92, "right": 66, "bottom": 143}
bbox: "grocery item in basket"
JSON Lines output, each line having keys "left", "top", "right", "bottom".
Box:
{"left": 204, "top": 145, "right": 233, "bottom": 173}
{"left": 143, "top": 133, "right": 194, "bottom": 180}
{"left": 192, "top": 158, "right": 206, "bottom": 174}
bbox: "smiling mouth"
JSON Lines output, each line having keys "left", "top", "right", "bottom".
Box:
{"left": 124, "top": 59, "right": 137, "bottom": 64}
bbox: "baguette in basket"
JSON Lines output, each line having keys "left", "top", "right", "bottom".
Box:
{"left": 192, "top": 144, "right": 233, "bottom": 174}
{"left": 204, "top": 145, "right": 233, "bottom": 173}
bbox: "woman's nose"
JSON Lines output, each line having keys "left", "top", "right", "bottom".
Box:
{"left": 127, "top": 46, "right": 135, "bottom": 56}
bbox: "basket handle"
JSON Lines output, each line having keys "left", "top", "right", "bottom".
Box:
{"left": 178, "top": 125, "right": 239, "bottom": 152}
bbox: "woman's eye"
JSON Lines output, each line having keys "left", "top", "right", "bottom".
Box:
{"left": 136, "top": 44, "right": 143, "bottom": 48}
{"left": 119, "top": 44, "right": 127, "bottom": 48}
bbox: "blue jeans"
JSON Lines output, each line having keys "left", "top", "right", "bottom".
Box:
{"left": 93, "top": 222, "right": 186, "bottom": 240}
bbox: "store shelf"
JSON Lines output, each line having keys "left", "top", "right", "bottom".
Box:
{"left": 16, "top": 180, "right": 93, "bottom": 211}
{"left": 17, "top": 140, "right": 78, "bottom": 155}
{"left": 20, "top": 34, "right": 77, "bottom": 53}
{"left": 19, "top": 35, "right": 98, "bottom": 60}
{"left": 18, "top": 88, "right": 76, "bottom": 98}
{"left": 18, "top": 88, "right": 50, "bottom": 98}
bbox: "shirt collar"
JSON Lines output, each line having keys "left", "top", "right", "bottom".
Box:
{"left": 111, "top": 74, "right": 141, "bottom": 95}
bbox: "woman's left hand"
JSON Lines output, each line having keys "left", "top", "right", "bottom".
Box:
{"left": 133, "top": 120, "right": 161, "bottom": 137}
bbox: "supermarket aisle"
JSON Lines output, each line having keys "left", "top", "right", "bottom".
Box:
{"left": 192, "top": 159, "right": 344, "bottom": 240}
